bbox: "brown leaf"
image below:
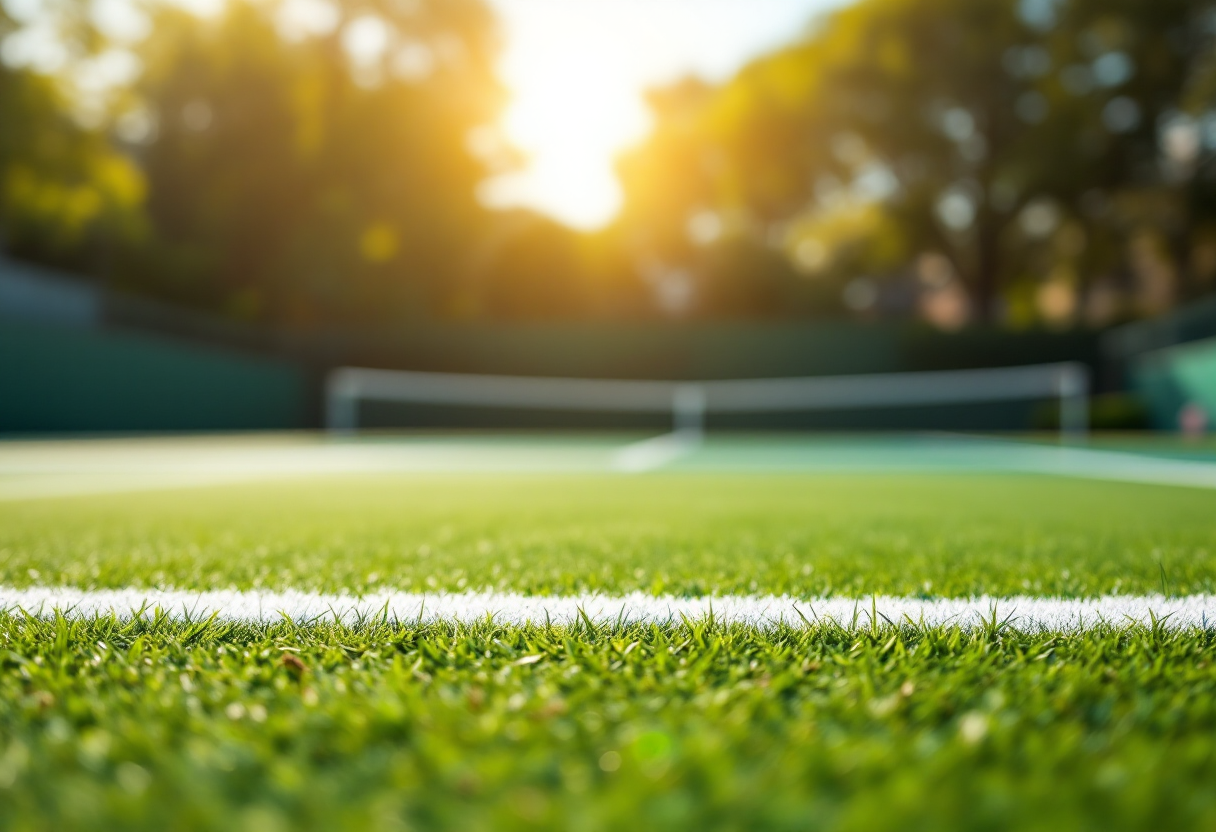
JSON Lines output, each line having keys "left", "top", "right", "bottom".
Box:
{"left": 280, "top": 653, "right": 308, "bottom": 678}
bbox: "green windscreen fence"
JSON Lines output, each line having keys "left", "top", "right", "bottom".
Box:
{"left": 1, "top": 319, "right": 307, "bottom": 433}
{"left": 1, "top": 309, "right": 1101, "bottom": 434}
{"left": 299, "top": 323, "right": 1098, "bottom": 381}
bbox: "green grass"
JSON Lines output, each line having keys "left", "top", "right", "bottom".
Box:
{"left": 2, "top": 469, "right": 1216, "bottom": 830}
{"left": 2, "top": 473, "right": 1215, "bottom": 597}
{"left": 3, "top": 615, "right": 1216, "bottom": 831}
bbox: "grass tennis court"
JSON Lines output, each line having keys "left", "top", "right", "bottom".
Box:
{"left": 2, "top": 434, "right": 1216, "bottom": 830}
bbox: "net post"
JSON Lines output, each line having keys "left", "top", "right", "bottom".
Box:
{"left": 672, "top": 384, "right": 707, "bottom": 438}
{"left": 1057, "top": 363, "right": 1090, "bottom": 442}
{"left": 325, "top": 368, "right": 359, "bottom": 435}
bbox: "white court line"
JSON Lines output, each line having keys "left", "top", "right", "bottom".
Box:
{"left": 3, "top": 586, "right": 1215, "bottom": 630}
{"left": 611, "top": 431, "right": 701, "bottom": 473}
{"left": 943, "top": 435, "right": 1216, "bottom": 490}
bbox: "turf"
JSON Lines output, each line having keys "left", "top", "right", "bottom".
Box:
{"left": 2, "top": 467, "right": 1216, "bottom": 830}
{"left": 3, "top": 615, "right": 1216, "bottom": 831}
{"left": 2, "top": 473, "right": 1215, "bottom": 597}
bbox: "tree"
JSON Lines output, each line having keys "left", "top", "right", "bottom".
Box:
{"left": 123, "top": 0, "right": 505, "bottom": 324}
{"left": 617, "top": 0, "right": 1215, "bottom": 325}
{"left": 0, "top": 3, "right": 145, "bottom": 272}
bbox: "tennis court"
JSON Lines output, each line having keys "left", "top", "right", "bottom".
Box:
{"left": 7, "top": 0, "right": 1216, "bottom": 824}
{"left": 4, "top": 429, "right": 1216, "bottom": 830}
{"left": 4, "top": 430, "right": 1216, "bottom": 502}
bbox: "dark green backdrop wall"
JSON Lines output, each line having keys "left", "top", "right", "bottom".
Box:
{"left": 1, "top": 319, "right": 307, "bottom": 433}
{"left": 2, "top": 312, "right": 1101, "bottom": 434}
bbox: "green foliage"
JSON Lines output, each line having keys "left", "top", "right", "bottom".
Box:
{"left": 0, "top": 64, "right": 146, "bottom": 264}
{"left": 125, "top": 0, "right": 504, "bottom": 323}
{"left": 5, "top": 0, "right": 1216, "bottom": 324}
{"left": 617, "top": 0, "right": 1216, "bottom": 323}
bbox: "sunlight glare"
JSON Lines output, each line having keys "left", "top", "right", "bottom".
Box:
{"left": 482, "top": 0, "right": 834, "bottom": 230}
{"left": 479, "top": 15, "right": 649, "bottom": 230}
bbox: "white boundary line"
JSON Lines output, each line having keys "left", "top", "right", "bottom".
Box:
{"left": 931, "top": 434, "right": 1216, "bottom": 489}
{"left": 3, "top": 587, "right": 1215, "bottom": 630}
{"left": 610, "top": 431, "right": 702, "bottom": 473}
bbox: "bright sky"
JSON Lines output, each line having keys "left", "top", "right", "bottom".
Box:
{"left": 480, "top": 0, "right": 840, "bottom": 229}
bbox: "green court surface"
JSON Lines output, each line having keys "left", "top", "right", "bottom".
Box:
{"left": 2, "top": 449, "right": 1216, "bottom": 598}
{"left": 2, "top": 433, "right": 1216, "bottom": 831}
{"left": 3, "top": 431, "right": 1216, "bottom": 493}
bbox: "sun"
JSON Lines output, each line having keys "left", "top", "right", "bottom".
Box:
{"left": 480, "top": 0, "right": 837, "bottom": 230}
{"left": 479, "top": 46, "right": 649, "bottom": 230}
{"left": 477, "top": 5, "right": 652, "bottom": 230}
{"left": 486, "top": 67, "right": 648, "bottom": 230}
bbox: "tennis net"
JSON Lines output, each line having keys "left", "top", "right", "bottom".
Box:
{"left": 325, "top": 362, "right": 1090, "bottom": 438}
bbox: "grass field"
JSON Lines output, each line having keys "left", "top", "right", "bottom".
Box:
{"left": 2, "top": 434, "right": 1216, "bottom": 830}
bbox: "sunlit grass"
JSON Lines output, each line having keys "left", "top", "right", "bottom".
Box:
{"left": 2, "top": 473, "right": 1215, "bottom": 597}
{"left": 2, "top": 613, "right": 1215, "bottom": 831}
{"left": 3, "top": 471, "right": 1216, "bottom": 830}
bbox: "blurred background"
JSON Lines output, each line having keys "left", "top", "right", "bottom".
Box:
{"left": 2, "top": 0, "right": 1215, "bottom": 434}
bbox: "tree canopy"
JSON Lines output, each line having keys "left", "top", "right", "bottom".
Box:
{"left": 616, "top": 0, "right": 1216, "bottom": 326}
{"left": 123, "top": 0, "right": 506, "bottom": 323}
{"left": 0, "top": 2, "right": 145, "bottom": 269}
{"left": 2, "top": 0, "right": 1216, "bottom": 327}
